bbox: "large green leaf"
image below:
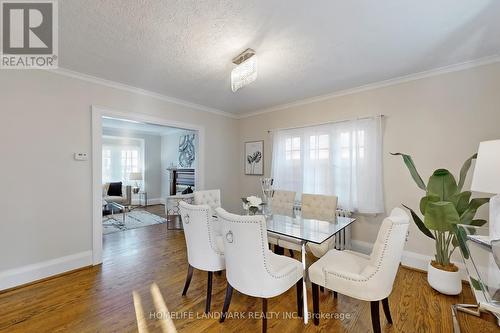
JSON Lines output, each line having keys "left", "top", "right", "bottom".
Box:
{"left": 449, "top": 191, "right": 472, "bottom": 215}
{"left": 427, "top": 169, "right": 458, "bottom": 201}
{"left": 460, "top": 198, "right": 490, "bottom": 224}
{"left": 402, "top": 204, "right": 435, "bottom": 239}
{"left": 419, "top": 194, "right": 440, "bottom": 215}
{"left": 453, "top": 225, "right": 470, "bottom": 259}
{"left": 424, "top": 201, "right": 460, "bottom": 232}
{"left": 457, "top": 153, "right": 477, "bottom": 192}
{"left": 391, "top": 153, "right": 427, "bottom": 191}
{"left": 470, "top": 219, "right": 487, "bottom": 226}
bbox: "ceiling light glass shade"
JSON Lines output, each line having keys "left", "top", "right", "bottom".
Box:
{"left": 231, "top": 56, "right": 257, "bottom": 92}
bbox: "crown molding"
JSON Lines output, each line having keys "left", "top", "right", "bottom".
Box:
{"left": 46, "top": 54, "right": 500, "bottom": 120}
{"left": 48, "top": 67, "right": 238, "bottom": 119}
{"left": 237, "top": 54, "right": 500, "bottom": 119}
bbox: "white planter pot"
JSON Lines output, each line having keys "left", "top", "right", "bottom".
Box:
{"left": 427, "top": 262, "right": 462, "bottom": 295}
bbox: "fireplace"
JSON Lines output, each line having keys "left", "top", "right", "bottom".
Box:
{"left": 168, "top": 168, "right": 195, "bottom": 195}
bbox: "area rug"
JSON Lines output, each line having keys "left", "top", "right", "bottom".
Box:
{"left": 103, "top": 210, "right": 166, "bottom": 235}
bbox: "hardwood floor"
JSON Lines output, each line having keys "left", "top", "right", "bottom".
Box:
{"left": 0, "top": 205, "right": 497, "bottom": 332}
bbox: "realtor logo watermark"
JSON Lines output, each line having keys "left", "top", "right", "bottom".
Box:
{"left": 1, "top": 0, "right": 58, "bottom": 69}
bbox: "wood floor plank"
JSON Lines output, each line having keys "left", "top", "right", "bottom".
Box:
{"left": 0, "top": 205, "right": 498, "bottom": 332}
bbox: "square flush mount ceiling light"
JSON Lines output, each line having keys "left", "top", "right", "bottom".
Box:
{"left": 231, "top": 48, "right": 257, "bottom": 92}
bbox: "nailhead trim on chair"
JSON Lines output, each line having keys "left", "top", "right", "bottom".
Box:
{"left": 322, "top": 223, "right": 404, "bottom": 287}
{"left": 224, "top": 217, "right": 298, "bottom": 280}
{"left": 181, "top": 204, "right": 224, "bottom": 256}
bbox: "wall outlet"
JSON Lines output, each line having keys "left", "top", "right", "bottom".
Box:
{"left": 74, "top": 152, "right": 88, "bottom": 161}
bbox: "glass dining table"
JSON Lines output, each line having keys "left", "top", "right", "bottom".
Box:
{"left": 265, "top": 214, "right": 357, "bottom": 324}
{"left": 454, "top": 225, "right": 500, "bottom": 332}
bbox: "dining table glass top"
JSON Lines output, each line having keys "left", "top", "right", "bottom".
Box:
{"left": 457, "top": 224, "right": 500, "bottom": 314}
{"left": 266, "top": 214, "right": 356, "bottom": 244}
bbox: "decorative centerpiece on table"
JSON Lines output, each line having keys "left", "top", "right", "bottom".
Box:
{"left": 261, "top": 178, "right": 274, "bottom": 216}
{"left": 242, "top": 196, "right": 263, "bottom": 215}
{"left": 392, "top": 152, "right": 489, "bottom": 295}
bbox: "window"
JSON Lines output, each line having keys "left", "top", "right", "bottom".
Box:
{"left": 285, "top": 137, "right": 301, "bottom": 160}
{"left": 271, "top": 117, "right": 384, "bottom": 213}
{"left": 102, "top": 136, "right": 144, "bottom": 184}
{"left": 310, "top": 134, "right": 329, "bottom": 160}
{"left": 121, "top": 150, "right": 140, "bottom": 175}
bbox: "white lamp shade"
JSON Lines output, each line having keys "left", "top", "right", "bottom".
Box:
{"left": 471, "top": 140, "right": 500, "bottom": 194}
{"left": 129, "top": 172, "right": 143, "bottom": 181}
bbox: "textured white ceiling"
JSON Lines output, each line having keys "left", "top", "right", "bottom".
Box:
{"left": 60, "top": 0, "right": 500, "bottom": 114}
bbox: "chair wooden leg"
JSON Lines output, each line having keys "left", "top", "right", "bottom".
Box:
{"left": 219, "top": 283, "right": 233, "bottom": 323}
{"left": 312, "top": 283, "right": 320, "bottom": 326}
{"left": 296, "top": 278, "right": 303, "bottom": 317}
{"left": 262, "top": 298, "right": 268, "bottom": 333}
{"left": 320, "top": 286, "right": 324, "bottom": 293}
{"left": 333, "top": 291, "right": 338, "bottom": 299}
{"left": 370, "top": 300, "right": 381, "bottom": 333}
{"left": 181, "top": 264, "right": 193, "bottom": 296}
{"left": 288, "top": 249, "right": 294, "bottom": 258}
{"left": 205, "top": 271, "right": 213, "bottom": 314}
{"left": 382, "top": 297, "right": 393, "bottom": 324}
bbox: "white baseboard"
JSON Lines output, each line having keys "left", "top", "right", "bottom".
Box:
{"left": 148, "top": 198, "right": 163, "bottom": 205}
{"left": 131, "top": 198, "right": 163, "bottom": 206}
{"left": 0, "top": 251, "right": 93, "bottom": 291}
{"left": 350, "top": 239, "right": 467, "bottom": 280}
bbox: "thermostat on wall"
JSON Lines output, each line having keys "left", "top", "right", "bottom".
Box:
{"left": 74, "top": 152, "right": 88, "bottom": 161}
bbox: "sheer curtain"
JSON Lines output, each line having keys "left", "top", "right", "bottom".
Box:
{"left": 102, "top": 136, "right": 144, "bottom": 184}
{"left": 271, "top": 116, "right": 384, "bottom": 214}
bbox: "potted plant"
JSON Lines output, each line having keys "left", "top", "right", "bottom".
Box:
{"left": 392, "top": 153, "right": 489, "bottom": 295}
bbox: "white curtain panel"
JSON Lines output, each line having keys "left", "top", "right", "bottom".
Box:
{"left": 271, "top": 116, "right": 384, "bottom": 214}
{"left": 102, "top": 136, "right": 144, "bottom": 184}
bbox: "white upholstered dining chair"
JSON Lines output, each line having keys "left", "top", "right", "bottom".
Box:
{"left": 308, "top": 208, "right": 409, "bottom": 333}
{"left": 277, "top": 193, "right": 338, "bottom": 258}
{"left": 270, "top": 190, "right": 296, "bottom": 254}
{"left": 194, "top": 189, "right": 221, "bottom": 215}
{"left": 215, "top": 208, "right": 303, "bottom": 333}
{"left": 302, "top": 193, "right": 338, "bottom": 258}
{"left": 270, "top": 190, "right": 296, "bottom": 216}
{"left": 179, "top": 201, "right": 225, "bottom": 314}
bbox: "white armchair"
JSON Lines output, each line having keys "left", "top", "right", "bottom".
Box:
{"left": 102, "top": 183, "right": 132, "bottom": 206}
{"left": 215, "top": 208, "right": 303, "bottom": 333}
{"left": 308, "top": 208, "right": 409, "bottom": 332}
{"left": 165, "top": 193, "right": 194, "bottom": 217}
{"left": 194, "top": 189, "right": 221, "bottom": 216}
{"left": 179, "top": 201, "right": 225, "bottom": 314}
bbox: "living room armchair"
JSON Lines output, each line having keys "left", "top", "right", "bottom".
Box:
{"left": 102, "top": 182, "right": 132, "bottom": 206}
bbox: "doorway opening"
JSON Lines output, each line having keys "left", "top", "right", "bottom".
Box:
{"left": 91, "top": 106, "right": 205, "bottom": 264}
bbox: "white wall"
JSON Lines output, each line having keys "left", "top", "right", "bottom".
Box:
{"left": 238, "top": 61, "right": 500, "bottom": 266}
{"left": 0, "top": 70, "right": 240, "bottom": 281}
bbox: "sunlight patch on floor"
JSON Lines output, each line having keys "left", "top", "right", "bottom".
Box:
{"left": 133, "top": 283, "right": 178, "bottom": 333}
